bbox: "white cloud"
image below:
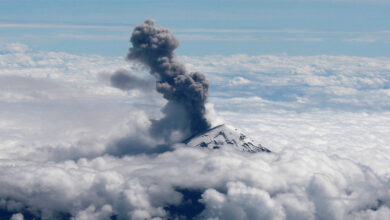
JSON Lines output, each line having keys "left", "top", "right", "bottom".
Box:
{"left": 229, "top": 77, "right": 251, "bottom": 86}
{"left": 10, "top": 213, "right": 24, "bottom": 220}
{"left": 182, "top": 54, "right": 390, "bottom": 111}
{"left": 0, "top": 43, "right": 29, "bottom": 54}
{"left": 1, "top": 44, "right": 390, "bottom": 219}
{"left": 200, "top": 182, "right": 286, "bottom": 220}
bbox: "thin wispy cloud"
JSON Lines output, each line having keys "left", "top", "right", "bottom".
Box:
{"left": 2, "top": 22, "right": 390, "bottom": 48}
{"left": 2, "top": 22, "right": 390, "bottom": 35}
{"left": 344, "top": 34, "right": 390, "bottom": 43}
{"left": 0, "top": 22, "right": 130, "bottom": 30}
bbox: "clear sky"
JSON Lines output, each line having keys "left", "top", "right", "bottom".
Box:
{"left": 1, "top": 0, "right": 390, "bottom": 57}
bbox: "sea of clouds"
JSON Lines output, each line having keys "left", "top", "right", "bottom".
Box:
{"left": 1, "top": 43, "right": 390, "bottom": 219}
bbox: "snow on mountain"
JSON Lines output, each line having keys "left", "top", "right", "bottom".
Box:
{"left": 183, "top": 124, "right": 271, "bottom": 153}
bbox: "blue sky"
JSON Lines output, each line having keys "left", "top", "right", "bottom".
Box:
{"left": 1, "top": 0, "right": 390, "bottom": 56}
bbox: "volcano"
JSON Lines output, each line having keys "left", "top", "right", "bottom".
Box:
{"left": 183, "top": 124, "right": 271, "bottom": 153}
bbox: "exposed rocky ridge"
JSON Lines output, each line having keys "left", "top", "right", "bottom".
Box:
{"left": 183, "top": 124, "right": 271, "bottom": 153}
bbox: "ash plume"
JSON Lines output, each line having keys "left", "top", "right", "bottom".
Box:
{"left": 109, "top": 69, "right": 154, "bottom": 92}
{"left": 127, "top": 19, "right": 211, "bottom": 140}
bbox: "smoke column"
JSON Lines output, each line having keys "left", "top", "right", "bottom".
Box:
{"left": 127, "top": 19, "right": 211, "bottom": 140}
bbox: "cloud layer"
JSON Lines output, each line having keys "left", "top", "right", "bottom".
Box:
{"left": 181, "top": 54, "right": 390, "bottom": 112}
{"left": 1, "top": 44, "right": 390, "bottom": 219}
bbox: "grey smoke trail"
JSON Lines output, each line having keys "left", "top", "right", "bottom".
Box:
{"left": 127, "top": 19, "right": 210, "bottom": 139}
{"left": 110, "top": 69, "right": 154, "bottom": 92}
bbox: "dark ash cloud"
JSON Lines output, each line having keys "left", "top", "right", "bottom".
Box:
{"left": 110, "top": 69, "right": 154, "bottom": 92}
{"left": 127, "top": 19, "right": 211, "bottom": 140}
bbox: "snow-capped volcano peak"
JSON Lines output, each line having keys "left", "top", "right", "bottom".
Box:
{"left": 183, "top": 124, "right": 270, "bottom": 153}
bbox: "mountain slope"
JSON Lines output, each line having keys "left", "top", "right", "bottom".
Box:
{"left": 183, "top": 124, "right": 271, "bottom": 153}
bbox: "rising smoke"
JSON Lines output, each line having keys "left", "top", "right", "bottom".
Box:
{"left": 110, "top": 69, "right": 154, "bottom": 92}
{"left": 126, "top": 19, "right": 211, "bottom": 141}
